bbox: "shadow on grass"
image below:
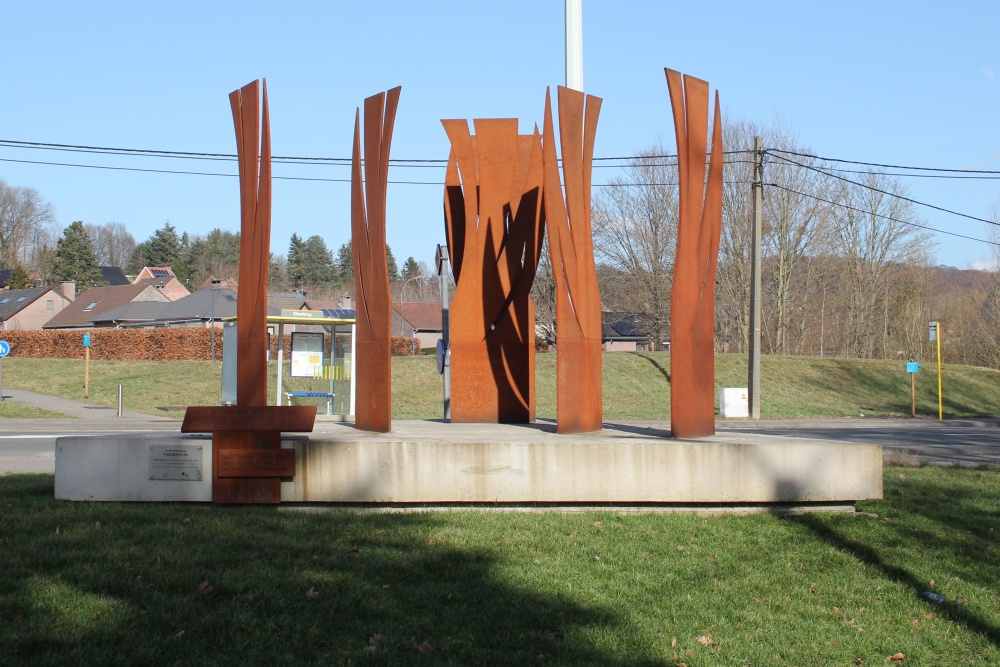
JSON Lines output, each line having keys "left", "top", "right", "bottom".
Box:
{"left": 633, "top": 352, "right": 671, "bottom": 384}
{"left": 785, "top": 511, "right": 1000, "bottom": 649}
{"left": 775, "top": 465, "right": 1000, "bottom": 650}
{"left": 0, "top": 474, "right": 663, "bottom": 666}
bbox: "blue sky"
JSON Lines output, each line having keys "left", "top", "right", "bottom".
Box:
{"left": 1, "top": 1, "right": 998, "bottom": 271}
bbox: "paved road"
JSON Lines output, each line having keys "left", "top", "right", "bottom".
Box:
{"left": 1, "top": 388, "right": 998, "bottom": 473}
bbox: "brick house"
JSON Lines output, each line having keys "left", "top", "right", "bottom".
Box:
{"left": 0, "top": 288, "right": 70, "bottom": 330}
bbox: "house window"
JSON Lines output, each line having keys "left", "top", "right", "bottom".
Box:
{"left": 0, "top": 298, "right": 9, "bottom": 304}
{"left": 16, "top": 296, "right": 27, "bottom": 302}
{"left": 46, "top": 300, "right": 54, "bottom": 310}
{"left": 83, "top": 302, "right": 99, "bottom": 311}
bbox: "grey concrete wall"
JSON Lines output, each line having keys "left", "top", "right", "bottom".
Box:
{"left": 55, "top": 428, "right": 882, "bottom": 505}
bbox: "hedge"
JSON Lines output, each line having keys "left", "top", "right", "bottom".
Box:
{"left": 0, "top": 329, "right": 421, "bottom": 361}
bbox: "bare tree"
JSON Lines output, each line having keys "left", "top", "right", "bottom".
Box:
{"left": 718, "top": 117, "right": 836, "bottom": 355}
{"left": 831, "top": 169, "right": 934, "bottom": 358}
{"left": 0, "top": 179, "right": 56, "bottom": 267}
{"left": 759, "top": 124, "right": 835, "bottom": 354}
{"left": 85, "top": 221, "right": 137, "bottom": 268}
{"left": 591, "top": 143, "right": 678, "bottom": 346}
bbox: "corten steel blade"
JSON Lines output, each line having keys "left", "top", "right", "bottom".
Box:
{"left": 181, "top": 80, "right": 316, "bottom": 504}
{"left": 352, "top": 87, "right": 401, "bottom": 433}
{"left": 665, "top": 69, "right": 724, "bottom": 438}
{"left": 442, "top": 118, "right": 545, "bottom": 423}
{"left": 541, "top": 86, "right": 603, "bottom": 434}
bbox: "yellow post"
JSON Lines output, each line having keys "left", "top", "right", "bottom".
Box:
{"left": 936, "top": 321, "right": 943, "bottom": 420}
{"left": 84, "top": 347, "right": 90, "bottom": 399}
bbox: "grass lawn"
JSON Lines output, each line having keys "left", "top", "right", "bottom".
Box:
{"left": 6, "top": 353, "right": 997, "bottom": 420}
{"left": 1, "top": 465, "right": 997, "bottom": 665}
{"left": 0, "top": 400, "right": 68, "bottom": 419}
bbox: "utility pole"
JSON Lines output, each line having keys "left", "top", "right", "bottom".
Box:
{"left": 565, "top": 0, "right": 583, "bottom": 91}
{"left": 748, "top": 136, "right": 763, "bottom": 420}
{"left": 436, "top": 244, "right": 452, "bottom": 420}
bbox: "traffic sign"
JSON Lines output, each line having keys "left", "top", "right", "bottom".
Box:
{"left": 0, "top": 340, "right": 9, "bottom": 357}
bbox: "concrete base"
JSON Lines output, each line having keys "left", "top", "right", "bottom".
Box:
{"left": 55, "top": 421, "right": 883, "bottom": 506}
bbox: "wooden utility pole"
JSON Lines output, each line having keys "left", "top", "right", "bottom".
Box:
{"left": 748, "top": 136, "right": 763, "bottom": 419}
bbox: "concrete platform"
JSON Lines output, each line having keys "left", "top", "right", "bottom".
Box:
{"left": 54, "top": 420, "right": 882, "bottom": 507}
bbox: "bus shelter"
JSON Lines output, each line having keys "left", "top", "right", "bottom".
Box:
{"left": 221, "top": 309, "right": 357, "bottom": 416}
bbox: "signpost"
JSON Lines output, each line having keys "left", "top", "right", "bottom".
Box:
{"left": 905, "top": 360, "right": 919, "bottom": 417}
{"left": 929, "top": 321, "right": 942, "bottom": 420}
{"left": 82, "top": 334, "right": 91, "bottom": 399}
{"left": 0, "top": 339, "right": 9, "bottom": 401}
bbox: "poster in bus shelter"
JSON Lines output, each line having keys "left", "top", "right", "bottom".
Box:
{"left": 290, "top": 332, "right": 324, "bottom": 378}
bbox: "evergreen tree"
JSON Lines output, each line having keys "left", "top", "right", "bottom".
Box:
{"left": 401, "top": 256, "right": 421, "bottom": 280}
{"left": 142, "top": 222, "right": 183, "bottom": 269}
{"left": 386, "top": 244, "right": 399, "bottom": 281}
{"left": 335, "top": 240, "right": 399, "bottom": 282}
{"left": 186, "top": 228, "right": 241, "bottom": 286}
{"left": 7, "top": 263, "right": 30, "bottom": 288}
{"left": 268, "top": 253, "right": 289, "bottom": 290}
{"left": 53, "top": 221, "right": 101, "bottom": 288}
{"left": 336, "top": 242, "right": 353, "bottom": 282}
{"left": 287, "top": 233, "right": 306, "bottom": 288}
{"left": 300, "top": 235, "right": 336, "bottom": 287}
{"left": 126, "top": 243, "right": 145, "bottom": 275}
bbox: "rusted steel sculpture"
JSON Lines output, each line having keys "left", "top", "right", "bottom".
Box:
{"left": 541, "top": 86, "right": 603, "bottom": 434}
{"left": 182, "top": 79, "right": 316, "bottom": 503}
{"left": 665, "top": 69, "right": 724, "bottom": 438}
{"left": 442, "top": 119, "right": 545, "bottom": 423}
{"left": 352, "top": 87, "right": 401, "bottom": 432}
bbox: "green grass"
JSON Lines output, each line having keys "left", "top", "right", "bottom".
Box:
{"left": 4, "top": 353, "right": 1000, "bottom": 420}
{"left": 0, "top": 400, "right": 67, "bottom": 419}
{"left": 1, "top": 465, "right": 997, "bottom": 665}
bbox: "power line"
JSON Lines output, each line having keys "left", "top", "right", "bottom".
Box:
{"left": 767, "top": 151, "right": 1000, "bottom": 228}
{"left": 766, "top": 182, "right": 999, "bottom": 247}
{"left": 767, "top": 148, "right": 1000, "bottom": 175}
{"left": 0, "top": 138, "right": 752, "bottom": 168}
{"left": 0, "top": 157, "right": 442, "bottom": 184}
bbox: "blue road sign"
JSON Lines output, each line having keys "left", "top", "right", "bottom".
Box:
{"left": 0, "top": 340, "right": 9, "bottom": 357}
{"left": 906, "top": 362, "right": 919, "bottom": 373}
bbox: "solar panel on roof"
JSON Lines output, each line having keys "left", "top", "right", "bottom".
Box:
{"left": 151, "top": 269, "right": 170, "bottom": 277}
{"left": 320, "top": 308, "right": 356, "bottom": 319}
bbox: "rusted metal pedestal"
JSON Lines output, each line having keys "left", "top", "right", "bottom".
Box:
{"left": 182, "top": 406, "right": 316, "bottom": 504}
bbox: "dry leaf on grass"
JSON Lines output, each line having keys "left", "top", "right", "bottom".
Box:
{"left": 305, "top": 587, "right": 319, "bottom": 599}
{"left": 418, "top": 641, "right": 433, "bottom": 654}
{"left": 696, "top": 635, "right": 712, "bottom": 646}
{"left": 197, "top": 581, "right": 214, "bottom": 595}
{"left": 888, "top": 653, "right": 906, "bottom": 662}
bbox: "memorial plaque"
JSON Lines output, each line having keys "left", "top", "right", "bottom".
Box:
{"left": 217, "top": 448, "right": 296, "bottom": 478}
{"left": 148, "top": 444, "right": 203, "bottom": 481}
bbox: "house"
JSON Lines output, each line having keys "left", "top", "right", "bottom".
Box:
{"left": 0, "top": 265, "right": 129, "bottom": 289}
{"left": 602, "top": 312, "right": 667, "bottom": 352}
{"left": 391, "top": 302, "right": 442, "bottom": 349}
{"left": 42, "top": 284, "right": 170, "bottom": 329}
{"left": 97, "top": 266, "right": 130, "bottom": 286}
{"left": 88, "top": 287, "right": 282, "bottom": 329}
{"left": 0, "top": 288, "right": 70, "bottom": 330}
{"left": 201, "top": 275, "right": 237, "bottom": 291}
{"left": 132, "top": 266, "right": 189, "bottom": 301}
{"left": 268, "top": 290, "right": 307, "bottom": 311}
